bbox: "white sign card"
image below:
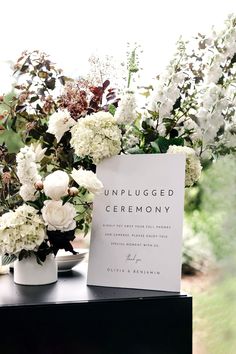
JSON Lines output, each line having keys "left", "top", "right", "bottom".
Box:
{"left": 87, "top": 154, "right": 185, "bottom": 292}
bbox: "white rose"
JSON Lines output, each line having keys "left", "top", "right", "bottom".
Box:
{"left": 71, "top": 168, "right": 103, "bottom": 195}
{"left": 43, "top": 170, "right": 69, "bottom": 200}
{"left": 42, "top": 200, "right": 76, "bottom": 232}
{"left": 47, "top": 109, "right": 76, "bottom": 143}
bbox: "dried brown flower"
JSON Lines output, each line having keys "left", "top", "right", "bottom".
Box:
{"left": 0, "top": 115, "right": 5, "bottom": 130}
{"left": 59, "top": 82, "right": 88, "bottom": 120}
{"left": 2, "top": 172, "right": 11, "bottom": 184}
{"left": 26, "top": 121, "right": 37, "bottom": 132}
{"left": 18, "top": 92, "right": 29, "bottom": 104}
{"left": 42, "top": 95, "right": 55, "bottom": 114}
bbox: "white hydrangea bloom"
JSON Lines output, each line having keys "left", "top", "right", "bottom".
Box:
{"left": 19, "top": 184, "right": 37, "bottom": 202}
{"left": 47, "top": 109, "right": 76, "bottom": 143}
{"left": 167, "top": 145, "right": 202, "bottom": 187}
{"left": 71, "top": 168, "right": 103, "bottom": 195}
{"left": 70, "top": 112, "right": 122, "bottom": 164}
{"left": 42, "top": 200, "right": 76, "bottom": 232}
{"left": 0, "top": 205, "right": 46, "bottom": 255}
{"left": 114, "top": 92, "right": 137, "bottom": 124}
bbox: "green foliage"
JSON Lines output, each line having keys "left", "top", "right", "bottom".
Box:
{"left": 186, "top": 154, "right": 236, "bottom": 261}
{"left": 1, "top": 254, "right": 17, "bottom": 265}
{"left": 195, "top": 272, "right": 236, "bottom": 354}
{"left": 0, "top": 130, "right": 23, "bottom": 153}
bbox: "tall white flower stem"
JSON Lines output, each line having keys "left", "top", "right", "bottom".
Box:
{"left": 127, "top": 46, "right": 140, "bottom": 89}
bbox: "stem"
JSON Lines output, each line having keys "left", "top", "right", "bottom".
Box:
{"left": 127, "top": 70, "right": 132, "bottom": 89}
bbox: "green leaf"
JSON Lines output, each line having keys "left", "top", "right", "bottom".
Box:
{"left": 156, "top": 136, "right": 184, "bottom": 153}
{"left": 58, "top": 76, "right": 65, "bottom": 85}
{"left": 169, "top": 129, "right": 179, "bottom": 138}
{"left": 150, "top": 141, "right": 160, "bottom": 153}
{"left": 76, "top": 219, "right": 85, "bottom": 230}
{"left": 2, "top": 254, "right": 17, "bottom": 265}
{"left": 126, "top": 146, "right": 145, "bottom": 154}
{"left": 141, "top": 120, "right": 148, "bottom": 129}
{"left": 29, "top": 96, "right": 39, "bottom": 103}
{"left": 36, "top": 104, "right": 44, "bottom": 114}
{"left": 38, "top": 71, "right": 48, "bottom": 79}
{"left": 35, "top": 256, "right": 43, "bottom": 265}
{"left": 108, "top": 104, "right": 116, "bottom": 116}
{"left": 172, "top": 96, "right": 181, "bottom": 111}
{"left": 45, "top": 78, "right": 56, "bottom": 90}
{"left": 156, "top": 137, "right": 170, "bottom": 153}
{"left": 169, "top": 137, "right": 185, "bottom": 146}
{"left": 20, "top": 65, "right": 29, "bottom": 73}
{"left": 84, "top": 223, "right": 90, "bottom": 236}
{"left": 18, "top": 249, "right": 31, "bottom": 261}
{"left": 15, "top": 105, "right": 26, "bottom": 113}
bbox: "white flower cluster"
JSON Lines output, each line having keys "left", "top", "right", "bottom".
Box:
{"left": 148, "top": 64, "right": 185, "bottom": 123}
{"left": 47, "top": 109, "right": 76, "bottom": 143}
{"left": 137, "top": 16, "right": 236, "bottom": 158}
{"left": 167, "top": 145, "right": 202, "bottom": 187}
{"left": 179, "top": 116, "right": 203, "bottom": 143}
{"left": 195, "top": 84, "right": 227, "bottom": 148}
{"left": 0, "top": 204, "right": 46, "bottom": 255}
{"left": 71, "top": 168, "right": 103, "bottom": 195}
{"left": 179, "top": 16, "right": 236, "bottom": 153}
{"left": 16, "top": 144, "right": 45, "bottom": 202}
{"left": 70, "top": 112, "right": 122, "bottom": 164}
{"left": 203, "top": 17, "right": 236, "bottom": 84}
{"left": 114, "top": 92, "right": 137, "bottom": 124}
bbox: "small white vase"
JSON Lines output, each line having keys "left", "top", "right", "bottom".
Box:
{"left": 14, "top": 254, "right": 58, "bottom": 285}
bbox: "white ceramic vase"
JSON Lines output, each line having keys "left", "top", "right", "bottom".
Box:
{"left": 14, "top": 254, "right": 58, "bottom": 285}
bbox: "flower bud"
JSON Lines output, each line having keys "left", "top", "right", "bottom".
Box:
{"left": 2, "top": 172, "right": 11, "bottom": 184}
{"left": 68, "top": 187, "right": 79, "bottom": 196}
{"left": 34, "top": 181, "right": 44, "bottom": 190}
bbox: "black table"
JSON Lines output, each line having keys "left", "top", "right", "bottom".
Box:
{"left": 0, "top": 263, "right": 192, "bottom": 354}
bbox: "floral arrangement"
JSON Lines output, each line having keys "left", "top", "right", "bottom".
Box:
{"left": 0, "top": 50, "right": 121, "bottom": 265}
{"left": 122, "top": 15, "right": 236, "bottom": 187}
{"left": 0, "top": 15, "right": 236, "bottom": 268}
